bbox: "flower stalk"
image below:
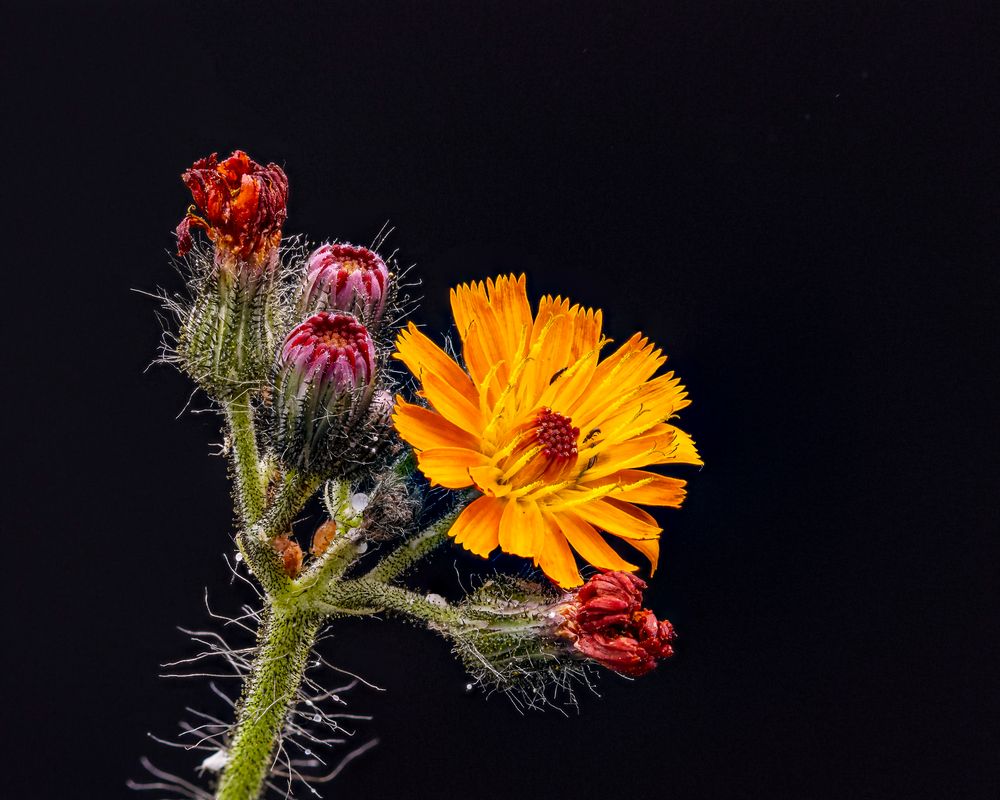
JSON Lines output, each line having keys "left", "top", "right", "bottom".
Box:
{"left": 225, "top": 396, "right": 266, "bottom": 525}
{"left": 214, "top": 605, "right": 322, "bottom": 800}
{"left": 367, "top": 495, "right": 472, "bottom": 583}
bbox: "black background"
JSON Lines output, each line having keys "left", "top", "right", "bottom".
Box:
{"left": 5, "top": 3, "right": 998, "bottom": 799}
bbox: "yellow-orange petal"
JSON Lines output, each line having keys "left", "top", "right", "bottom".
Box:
{"left": 418, "top": 370, "right": 485, "bottom": 435}
{"left": 451, "top": 283, "right": 509, "bottom": 386}
{"left": 554, "top": 509, "right": 639, "bottom": 573}
{"left": 626, "top": 536, "right": 660, "bottom": 574}
{"left": 498, "top": 498, "right": 543, "bottom": 558}
{"left": 392, "top": 399, "right": 480, "bottom": 451}
{"left": 584, "top": 423, "right": 702, "bottom": 479}
{"left": 582, "top": 469, "right": 687, "bottom": 507}
{"left": 518, "top": 309, "right": 573, "bottom": 408}
{"left": 569, "top": 304, "right": 603, "bottom": 362}
{"left": 536, "top": 512, "right": 583, "bottom": 588}
{"left": 394, "top": 322, "right": 478, "bottom": 404}
{"left": 568, "top": 333, "right": 658, "bottom": 420}
{"left": 573, "top": 497, "right": 661, "bottom": 540}
{"left": 531, "top": 295, "right": 571, "bottom": 344}
{"left": 451, "top": 496, "right": 503, "bottom": 557}
{"left": 487, "top": 274, "right": 532, "bottom": 364}
{"left": 539, "top": 340, "right": 604, "bottom": 414}
{"left": 583, "top": 373, "right": 688, "bottom": 445}
{"left": 416, "top": 447, "right": 489, "bottom": 488}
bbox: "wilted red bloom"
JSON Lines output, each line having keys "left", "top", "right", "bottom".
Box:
{"left": 176, "top": 150, "right": 288, "bottom": 263}
{"left": 561, "top": 571, "right": 676, "bottom": 677}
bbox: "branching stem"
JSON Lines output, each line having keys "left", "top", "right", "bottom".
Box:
{"left": 217, "top": 403, "right": 475, "bottom": 799}
{"left": 367, "top": 495, "right": 473, "bottom": 583}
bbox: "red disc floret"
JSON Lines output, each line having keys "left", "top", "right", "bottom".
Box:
{"left": 534, "top": 408, "right": 580, "bottom": 460}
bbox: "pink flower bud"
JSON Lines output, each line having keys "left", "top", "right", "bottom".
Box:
{"left": 559, "top": 571, "right": 677, "bottom": 677}
{"left": 273, "top": 312, "right": 377, "bottom": 471}
{"left": 299, "top": 244, "right": 390, "bottom": 328}
{"left": 280, "top": 312, "right": 375, "bottom": 395}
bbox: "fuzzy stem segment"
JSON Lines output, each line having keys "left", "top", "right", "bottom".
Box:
{"left": 319, "top": 577, "right": 461, "bottom": 627}
{"left": 215, "top": 605, "right": 321, "bottom": 800}
{"left": 237, "top": 470, "right": 323, "bottom": 598}
{"left": 225, "top": 397, "right": 266, "bottom": 525}
{"left": 261, "top": 470, "right": 322, "bottom": 536}
{"left": 368, "top": 496, "right": 473, "bottom": 583}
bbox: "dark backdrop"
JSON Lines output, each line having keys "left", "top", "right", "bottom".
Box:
{"left": 5, "top": 3, "right": 998, "bottom": 799}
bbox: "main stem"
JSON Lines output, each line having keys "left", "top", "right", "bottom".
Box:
{"left": 217, "top": 400, "right": 465, "bottom": 799}
{"left": 215, "top": 604, "right": 321, "bottom": 800}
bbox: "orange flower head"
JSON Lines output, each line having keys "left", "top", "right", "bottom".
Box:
{"left": 176, "top": 150, "right": 288, "bottom": 266}
{"left": 393, "top": 274, "right": 701, "bottom": 588}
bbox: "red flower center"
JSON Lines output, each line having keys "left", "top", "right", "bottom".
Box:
{"left": 534, "top": 408, "right": 580, "bottom": 461}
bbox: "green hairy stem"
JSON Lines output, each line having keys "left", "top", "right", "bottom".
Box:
{"left": 214, "top": 605, "right": 322, "bottom": 800}
{"left": 368, "top": 496, "right": 471, "bottom": 583}
{"left": 216, "top": 396, "right": 470, "bottom": 799}
{"left": 226, "top": 397, "right": 266, "bottom": 524}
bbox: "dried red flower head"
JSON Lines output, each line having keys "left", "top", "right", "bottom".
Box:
{"left": 560, "top": 571, "right": 677, "bottom": 677}
{"left": 300, "top": 244, "right": 391, "bottom": 328}
{"left": 176, "top": 150, "right": 288, "bottom": 264}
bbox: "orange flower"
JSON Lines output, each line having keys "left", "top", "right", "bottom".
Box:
{"left": 393, "top": 275, "right": 701, "bottom": 588}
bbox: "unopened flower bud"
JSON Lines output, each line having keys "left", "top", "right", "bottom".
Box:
{"left": 443, "top": 577, "right": 570, "bottom": 701}
{"left": 271, "top": 312, "right": 379, "bottom": 474}
{"left": 356, "top": 471, "right": 417, "bottom": 541}
{"left": 281, "top": 312, "right": 375, "bottom": 394}
{"left": 298, "top": 244, "right": 390, "bottom": 329}
{"left": 557, "top": 571, "right": 677, "bottom": 677}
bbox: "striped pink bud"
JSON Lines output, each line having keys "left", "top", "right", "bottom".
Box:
{"left": 280, "top": 312, "right": 375, "bottom": 394}
{"left": 273, "top": 312, "right": 377, "bottom": 471}
{"left": 300, "top": 244, "right": 390, "bottom": 329}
